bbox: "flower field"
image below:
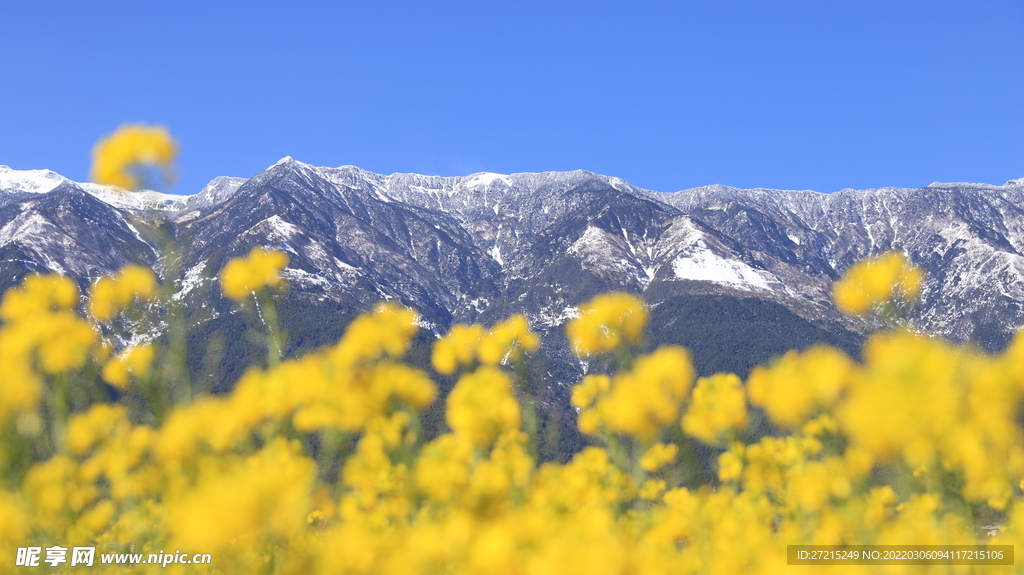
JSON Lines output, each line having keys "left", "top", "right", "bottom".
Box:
{"left": 1, "top": 127, "right": 1021, "bottom": 573}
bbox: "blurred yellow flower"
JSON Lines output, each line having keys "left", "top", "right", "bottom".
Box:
{"left": 219, "top": 246, "right": 289, "bottom": 301}
{"left": 478, "top": 314, "right": 540, "bottom": 366}
{"left": 35, "top": 310, "right": 99, "bottom": 373}
{"left": 165, "top": 438, "right": 315, "bottom": 553}
{"left": 67, "top": 404, "right": 129, "bottom": 456}
{"left": 433, "top": 316, "right": 539, "bottom": 375}
{"left": 415, "top": 434, "right": 474, "bottom": 503}
{"left": 682, "top": 372, "right": 747, "bottom": 444}
{"left": 88, "top": 264, "right": 158, "bottom": 321}
{"left": 747, "top": 345, "right": 854, "bottom": 428}
{"left": 0, "top": 274, "right": 79, "bottom": 322}
{"left": 90, "top": 123, "right": 178, "bottom": 191}
{"left": 593, "top": 346, "right": 694, "bottom": 440}
{"left": 433, "top": 324, "right": 485, "bottom": 374}
{"left": 101, "top": 343, "right": 156, "bottom": 390}
{"left": 718, "top": 447, "right": 744, "bottom": 482}
{"left": 833, "top": 251, "right": 923, "bottom": 316}
{"left": 566, "top": 292, "right": 647, "bottom": 356}
{"left": 446, "top": 366, "right": 521, "bottom": 447}
{"left": 570, "top": 374, "right": 611, "bottom": 410}
{"left": 640, "top": 443, "right": 678, "bottom": 473}
{"left": 639, "top": 478, "right": 667, "bottom": 500}
{"left": 6, "top": 241, "right": 1024, "bottom": 574}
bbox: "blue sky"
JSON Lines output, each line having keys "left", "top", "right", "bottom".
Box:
{"left": 2, "top": 1, "right": 1021, "bottom": 195}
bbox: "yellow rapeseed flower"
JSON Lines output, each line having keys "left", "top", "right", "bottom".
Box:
{"left": 375, "top": 361, "right": 437, "bottom": 410}
{"left": 593, "top": 346, "right": 694, "bottom": 440}
{"left": 100, "top": 343, "right": 156, "bottom": 390}
{"left": 786, "top": 457, "right": 852, "bottom": 512}
{"left": 478, "top": 314, "right": 540, "bottom": 366}
{"left": 833, "top": 251, "right": 923, "bottom": 316}
{"left": 0, "top": 274, "right": 78, "bottom": 322}
{"left": 8, "top": 273, "right": 1024, "bottom": 572}
{"left": 747, "top": 345, "right": 854, "bottom": 428}
{"left": 90, "top": 123, "right": 178, "bottom": 191}
{"left": 682, "top": 372, "right": 747, "bottom": 444}
{"left": 446, "top": 366, "right": 522, "bottom": 447}
{"left": 0, "top": 490, "right": 29, "bottom": 545}
{"left": 415, "top": 434, "right": 474, "bottom": 503}
{"left": 838, "top": 331, "right": 959, "bottom": 464}
{"left": 66, "top": 404, "right": 129, "bottom": 456}
{"left": 219, "top": 246, "right": 289, "bottom": 301}
{"left": 718, "top": 447, "right": 744, "bottom": 482}
{"left": 88, "top": 264, "right": 158, "bottom": 321}
{"left": 639, "top": 479, "right": 667, "bottom": 500}
{"left": 330, "top": 301, "right": 420, "bottom": 367}
{"left": 165, "top": 439, "right": 315, "bottom": 553}
{"left": 570, "top": 374, "right": 611, "bottom": 410}
{"left": 565, "top": 292, "right": 647, "bottom": 356}
{"left": 640, "top": 443, "right": 679, "bottom": 473}
{"left": 432, "top": 324, "right": 485, "bottom": 374}
{"left": 36, "top": 310, "right": 99, "bottom": 374}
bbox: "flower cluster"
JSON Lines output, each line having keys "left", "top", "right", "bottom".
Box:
{"left": 100, "top": 344, "right": 156, "bottom": 390}
{"left": 218, "top": 246, "right": 290, "bottom": 301}
{"left": 0, "top": 275, "right": 96, "bottom": 424}
{"left": 682, "top": 372, "right": 747, "bottom": 444}
{"left": 565, "top": 292, "right": 647, "bottom": 355}
{"left": 90, "top": 123, "right": 178, "bottom": 192}
{"left": 88, "top": 264, "right": 158, "bottom": 322}
{"left": 575, "top": 344, "right": 695, "bottom": 440}
{"left": 833, "top": 250, "right": 923, "bottom": 316}
{"left": 747, "top": 345, "right": 854, "bottom": 428}
{"left": 432, "top": 315, "right": 540, "bottom": 374}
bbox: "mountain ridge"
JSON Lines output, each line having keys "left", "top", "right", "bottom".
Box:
{"left": 2, "top": 161, "right": 1023, "bottom": 365}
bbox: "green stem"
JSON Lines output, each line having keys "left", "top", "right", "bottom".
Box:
{"left": 152, "top": 230, "right": 190, "bottom": 412}
{"left": 511, "top": 362, "right": 538, "bottom": 460}
{"left": 166, "top": 249, "right": 192, "bottom": 405}
{"left": 630, "top": 441, "right": 649, "bottom": 500}
{"left": 603, "top": 431, "right": 631, "bottom": 473}
{"left": 522, "top": 400, "right": 538, "bottom": 460}
{"left": 49, "top": 373, "right": 69, "bottom": 455}
{"left": 141, "top": 371, "right": 166, "bottom": 425}
{"left": 257, "top": 292, "right": 283, "bottom": 368}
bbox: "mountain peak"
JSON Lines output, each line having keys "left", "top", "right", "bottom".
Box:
{"left": 0, "top": 165, "right": 67, "bottom": 195}
{"left": 464, "top": 172, "right": 511, "bottom": 188}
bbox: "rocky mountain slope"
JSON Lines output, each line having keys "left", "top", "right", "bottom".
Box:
{"left": 2, "top": 162, "right": 1022, "bottom": 391}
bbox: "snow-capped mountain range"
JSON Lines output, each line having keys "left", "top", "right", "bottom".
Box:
{"left": 2, "top": 161, "right": 1024, "bottom": 385}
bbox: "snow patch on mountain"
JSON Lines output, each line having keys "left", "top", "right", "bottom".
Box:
{"left": 608, "top": 177, "right": 629, "bottom": 193}
{"left": 185, "top": 176, "right": 246, "bottom": 211}
{"left": 568, "top": 226, "right": 661, "bottom": 288}
{"left": 0, "top": 166, "right": 66, "bottom": 194}
{"left": 316, "top": 166, "right": 393, "bottom": 203}
{"left": 175, "top": 262, "right": 208, "bottom": 301}
{"left": 465, "top": 172, "right": 511, "bottom": 188}
{"left": 258, "top": 215, "right": 302, "bottom": 241}
{"left": 568, "top": 226, "right": 629, "bottom": 272}
{"left": 489, "top": 245, "right": 504, "bottom": 266}
{"left": 282, "top": 267, "right": 335, "bottom": 289}
{"left": 78, "top": 183, "right": 189, "bottom": 214}
{"left": 175, "top": 210, "right": 200, "bottom": 224}
{"left": 535, "top": 304, "right": 580, "bottom": 328}
{"left": 672, "top": 243, "right": 771, "bottom": 290}
{"left": 0, "top": 211, "right": 59, "bottom": 246}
